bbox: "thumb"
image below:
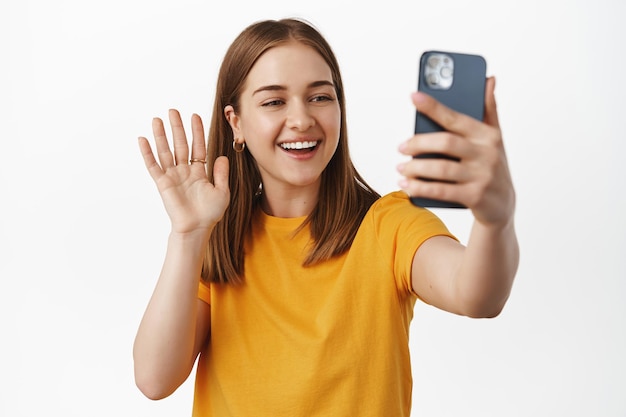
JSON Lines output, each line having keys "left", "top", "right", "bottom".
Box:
{"left": 212, "top": 156, "right": 230, "bottom": 192}
{"left": 484, "top": 76, "right": 500, "bottom": 129}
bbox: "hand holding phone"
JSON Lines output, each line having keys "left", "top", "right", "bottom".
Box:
{"left": 411, "top": 51, "right": 487, "bottom": 208}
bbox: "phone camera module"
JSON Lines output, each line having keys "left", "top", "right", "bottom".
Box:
{"left": 424, "top": 53, "right": 453, "bottom": 90}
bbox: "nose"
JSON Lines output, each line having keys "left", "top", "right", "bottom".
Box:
{"left": 286, "top": 101, "right": 315, "bottom": 131}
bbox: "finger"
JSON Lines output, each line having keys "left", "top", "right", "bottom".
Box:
{"left": 483, "top": 76, "right": 500, "bottom": 129}
{"left": 152, "top": 117, "right": 175, "bottom": 169}
{"left": 138, "top": 137, "right": 164, "bottom": 182}
{"left": 412, "top": 91, "right": 485, "bottom": 137}
{"left": 398, "top": 158, "right": 468, "bottom": 184}
{"left": 190, "top": 113, "right": 207, "bottom": 162}
{"left": 400, "top": 176, "right": 486, "bottom": 208}
{"left": 212, "top": 156, "right": 230, "bottom": 192}
{"left": 399, "top": 176, "right": 466, "bottom": 205}
{"left": 399, "top": 131, "right": 473, "bottom": 160}
{"left": 168, "top": 109, "right": 190, "bottom": 166}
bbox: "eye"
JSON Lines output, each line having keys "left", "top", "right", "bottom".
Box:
{"left": 261, "top": 99, "right": 284, "bottom": 107}
{"left": 310, "top": 95, "right": 334, "bottom": 103}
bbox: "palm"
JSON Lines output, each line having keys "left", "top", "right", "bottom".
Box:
{"left": 139, "top": 109, "right": 230, "bottom": 234}
{"left": 155, "top": 163, "right": 228, "bottom": 233}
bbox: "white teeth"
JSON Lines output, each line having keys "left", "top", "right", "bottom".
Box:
{"left": 280, "top": 141, "right": 318, "bottom": 150}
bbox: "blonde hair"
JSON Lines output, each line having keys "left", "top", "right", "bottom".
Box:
{"left": 203, "top": 18, "right": 380, "bottom": 284}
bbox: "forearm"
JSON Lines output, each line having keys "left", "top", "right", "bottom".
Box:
{"left": 133, "top": 230, "right": 209, "bottom": 398}
{"left": 455, "top": 218, "right": 519, "bottom": 318}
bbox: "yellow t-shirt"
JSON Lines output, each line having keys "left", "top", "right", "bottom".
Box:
{"left": 193, "top": 191, "right": 454, "bottom": 417}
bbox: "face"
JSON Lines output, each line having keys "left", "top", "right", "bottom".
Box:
{"left": 225, "top": 42, "right": 341, "bottom": 195}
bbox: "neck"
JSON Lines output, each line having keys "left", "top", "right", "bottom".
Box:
{"left": 260, "top": 182, "right": 320, "bottom": 218}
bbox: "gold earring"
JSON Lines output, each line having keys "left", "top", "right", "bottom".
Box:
{"left": 233, "top": 140, "right": 246, "bottom": 153}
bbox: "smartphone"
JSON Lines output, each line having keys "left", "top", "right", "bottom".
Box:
{"left": 411, "top": 51, "right": 487, "bottom": 208}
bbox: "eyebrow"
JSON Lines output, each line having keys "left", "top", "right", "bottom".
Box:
{"left": 252, "top": 80, "right": 335, "bottom": 96}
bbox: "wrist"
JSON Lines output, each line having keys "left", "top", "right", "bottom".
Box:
{"left": 473, "top": 192, "right": 516, "bottom": 231}
{"left": 168, "top": 227, "right": 212, "bottom": 248}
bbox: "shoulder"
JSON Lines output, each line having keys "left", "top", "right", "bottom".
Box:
{"left": 354, "top": 191, "right": 454, "bottom": 295}
{"left": 368, "top": 191, "right": 434, "bottom": 220}
{"left": 361, "top": 190, "right": 453, "bottom": 241}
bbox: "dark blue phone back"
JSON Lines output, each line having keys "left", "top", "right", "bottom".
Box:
{"left": 412, "top": 51, "right": 486, "bottom": 208}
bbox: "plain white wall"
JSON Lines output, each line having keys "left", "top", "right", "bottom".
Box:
{"left": 2, "top": 0, "right": 625, "bottom": 415}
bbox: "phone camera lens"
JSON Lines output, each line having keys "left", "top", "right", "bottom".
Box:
{"left": 440, "top": 66, "right": 453, "bottom": 78}
{"left": 427, "top": 55, "right": 440, "bottom": 69}
{"left": 427, "top": 73, "right": 439, "bottom": 86}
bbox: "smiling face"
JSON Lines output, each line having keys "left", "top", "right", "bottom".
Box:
{"left": 224, "top": 41, "right": 341, "bottom": 202}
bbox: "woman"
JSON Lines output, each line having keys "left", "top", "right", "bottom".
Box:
{"left": 133, "top": 18, "right": 518, "bottom": 417}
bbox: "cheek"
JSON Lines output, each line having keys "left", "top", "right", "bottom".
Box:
{"left": 325, "top": 108, "right": 341, "bottom": 140}
{"left": 241, "top": 114, "right": 284, "bottom": 151}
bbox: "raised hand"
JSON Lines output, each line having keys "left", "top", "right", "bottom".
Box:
{"left": 397, "top": 77, "right": 515, "bottom": 227}
{"left": 138, "top": 109, "right": 230, "bottom": 235}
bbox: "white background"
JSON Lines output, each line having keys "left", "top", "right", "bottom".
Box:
{"left": 2, "top": 0, "right": 625, "bottom": 416}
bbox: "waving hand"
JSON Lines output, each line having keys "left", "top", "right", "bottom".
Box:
{"left": 138, "top": 109, "right": 230, "bottom": 235}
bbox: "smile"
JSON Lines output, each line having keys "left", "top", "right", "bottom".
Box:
{"left": 279, "top": 141, "right": 319, "bottom": 151}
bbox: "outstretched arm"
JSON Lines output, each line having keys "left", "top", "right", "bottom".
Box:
{"left": 397, "top": 77, "right": 519, "bottom": 318}
{"left": 133, "top": 110, "right": 229, "bottom": 399}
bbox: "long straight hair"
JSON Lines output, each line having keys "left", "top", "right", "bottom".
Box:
{"left": 203, "top": 18, "right": 380, "bottom": 284}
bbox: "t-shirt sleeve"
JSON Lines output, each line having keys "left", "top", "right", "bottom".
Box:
{"left": 371, "top": 191, "right": 457, "bottom": 296}
{"left": 198, "top": 279, "right": 211, "bottom": 304}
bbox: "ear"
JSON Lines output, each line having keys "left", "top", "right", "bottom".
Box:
{"left": 224, "top": 105, "right": 242, "bottom": 139}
